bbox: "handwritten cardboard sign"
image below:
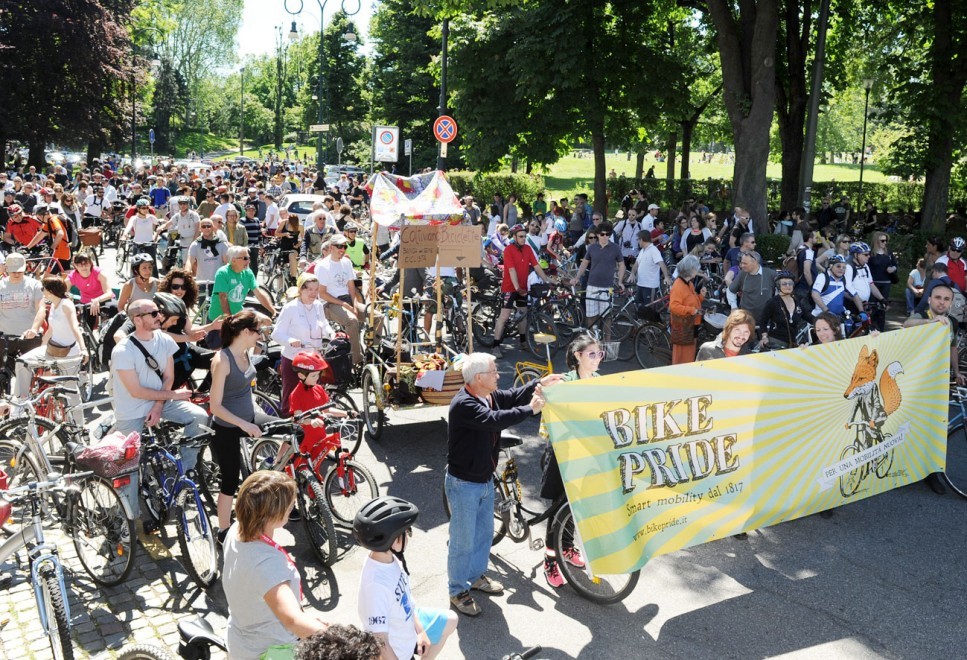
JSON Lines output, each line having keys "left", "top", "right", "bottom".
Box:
{"left": 399, "top": 225, "right": 481, "bottom": 269}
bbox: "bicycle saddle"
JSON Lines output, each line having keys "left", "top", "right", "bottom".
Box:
{"left": 500, "top": 433, "right": 523, "bottom": 449}
{"left": 178, "top": 617, "right": 227, "bottom": 652}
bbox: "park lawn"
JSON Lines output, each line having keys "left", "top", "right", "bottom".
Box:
{"left": 528, "top": 152, "right": 890, "bottom": 200}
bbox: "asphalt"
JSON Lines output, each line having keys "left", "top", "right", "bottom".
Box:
{"left": 0, "top": 246, "right": 963, "bottom": 659}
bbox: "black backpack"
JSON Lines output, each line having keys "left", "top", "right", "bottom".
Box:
{"left": 322, "top": 334, "right": 353, "bottom": 386}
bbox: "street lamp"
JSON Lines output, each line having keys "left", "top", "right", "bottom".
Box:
{"left": 240, "top": 66, "right": 246, "bottom": 156}
{"left": 858, "top": 77, "right": 874, "bottom": 205}
{"left": 284, "top": 0, "right": 361, "bottom": 172}
{"left": 130, "top": 26, "right": 164, "bottom": 163}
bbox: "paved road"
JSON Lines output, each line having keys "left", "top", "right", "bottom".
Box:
{"left": 1, "top": 246, "right": 963, "bottom": 658}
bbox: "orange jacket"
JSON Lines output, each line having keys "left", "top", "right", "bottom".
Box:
{"left": 669, "top": 277, "right": 704, "bottom": 324}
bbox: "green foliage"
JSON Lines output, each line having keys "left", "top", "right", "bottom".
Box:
{"left": 756, "top": 234, "right": 791, "bottom": 264}
{"left": 446, "top": 171, "right": 545, "bottom": 203}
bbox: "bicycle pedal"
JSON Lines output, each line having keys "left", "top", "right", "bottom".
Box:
{"left": 529, "top": 538, "right": 545, "bottom": 551}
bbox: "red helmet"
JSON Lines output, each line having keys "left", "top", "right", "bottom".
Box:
{"left": 292, "top": 351, "right": 329, "bottom": 374}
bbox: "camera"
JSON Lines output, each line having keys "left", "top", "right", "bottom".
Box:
{"left": 623, "top": 241, "right": 632, "bottom": 248}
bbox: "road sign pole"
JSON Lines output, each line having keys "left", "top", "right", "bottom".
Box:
{"left": 370, "top": 125, "right": 375, "bottom": 175}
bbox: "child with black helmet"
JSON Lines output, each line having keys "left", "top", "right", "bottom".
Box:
{"left": 354, "top": 496, "right": 457, "bottom": 659}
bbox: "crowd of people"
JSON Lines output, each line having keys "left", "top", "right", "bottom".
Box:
{"left": 1, "top": 153, "right": 962, "bottom": 656}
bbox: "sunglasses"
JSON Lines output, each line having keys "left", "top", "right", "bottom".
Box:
{"left": 235, "top": 256, "right": 250, "bottom": 261}
{"left": 170, "top": 283, "right": 185, "bottom": 291}
{"left": 587, "top": 235, "right": 597, "bottom": 240}
{"left": 138, "top": 310, "right": 162, "bottom": 319}
{"left": 332, "top": 245, "right": 347, "bottom": 250}
{"left": 582, "top": 350, "right": 606, "bottom": 359}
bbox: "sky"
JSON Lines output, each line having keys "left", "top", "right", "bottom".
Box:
{"left": 236, "top": 0, "right": 375, "bottom": 59}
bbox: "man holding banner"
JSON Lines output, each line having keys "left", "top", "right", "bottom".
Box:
{"left": 445, "top": 353, "right": 562, "bottom": 616}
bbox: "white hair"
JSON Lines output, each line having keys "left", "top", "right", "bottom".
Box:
{"left": 227, "top": 245, "right": 248, "bottom": 261}
{"left": 461, "top": 352, "right": 496, "bottom": 384}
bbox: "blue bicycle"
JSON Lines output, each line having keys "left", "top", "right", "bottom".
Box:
{"left": 138, "top": 422, "right": 218, "bottom": 589}
{"left": 946, "top": 386, "right": 967, "bottom": 498}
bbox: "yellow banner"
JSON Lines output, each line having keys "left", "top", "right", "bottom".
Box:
{"left": 542, "top": 323, "right": 950, "bottom": 575}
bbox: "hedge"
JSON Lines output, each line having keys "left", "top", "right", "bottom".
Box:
{"left": 446, "top": 171, "right": 545, "bottom": 210}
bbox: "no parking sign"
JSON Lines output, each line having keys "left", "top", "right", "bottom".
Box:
{"left": 374, "top": 126, "right": 399, "bottom": 162}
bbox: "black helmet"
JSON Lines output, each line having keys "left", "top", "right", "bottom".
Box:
{"left": 153, "top": 291, "right": 187, "bottom": 319}
{"left": 353, "top": 496, "right": 419, "bottom": 552}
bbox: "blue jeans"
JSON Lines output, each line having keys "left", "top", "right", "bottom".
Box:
{"left": 905, "top": 287, "right": 920, "bottom": 315}
{"left": 636, "top": 285, "right": 658, "bottom": 310}
{"left": 445, "top": 472, "right": 494, "bottom": 597}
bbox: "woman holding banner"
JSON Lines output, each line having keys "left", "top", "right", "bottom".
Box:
{"left": 669, "top": 255, "right": 706, "bottom": 364}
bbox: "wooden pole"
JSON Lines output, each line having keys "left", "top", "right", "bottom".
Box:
{"left": 434, "top": 260, "right": 443, "bottom": 353}
{"left": 466, "top": 266, "right": 473, "bottom": 353}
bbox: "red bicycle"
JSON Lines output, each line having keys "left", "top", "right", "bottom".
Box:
{"left": 251, "top": 404, "right": 379, "bottom": 525}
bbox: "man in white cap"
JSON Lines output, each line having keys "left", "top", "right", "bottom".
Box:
{"left": 0, "top": 252, "right": 45, "bottom": 375}
{"left": 642, "top": 203, "right": 660, "bottom": 232}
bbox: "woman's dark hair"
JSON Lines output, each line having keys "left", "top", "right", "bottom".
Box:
{"left": 815, "top": 311, "right": 843, "bottom": 339}
{"left": 42, "top": 275, "right": 68, "bottom": 299}
{"left": 928, "top": 236, "right": 946, "bottom": 252}
{"left": 295, "top": 624, "right": 382, "bottom": 660}
{"left": 565, "top": 334, "right": 600, "bottom": 371}
{"left": 72, "top": 253, "right": 92, "bottom": 266}
{"left": 220, "top": 309, "right": 260, "bottom": 347}
{"left": 159, "top": 267, "right": 198, "bottom": 310}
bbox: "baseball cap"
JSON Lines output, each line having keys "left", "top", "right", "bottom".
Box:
{"left": 330, "top": 234, "right": 349, "bottom": 247}
{"left": 5, "top": 253, "right": 26, "bottom": 272}
{"left": 648, "top": 204, "right": 659, "bottom": 211}
{"left": 244, "top": 201, "right": 258, "bottom": 210}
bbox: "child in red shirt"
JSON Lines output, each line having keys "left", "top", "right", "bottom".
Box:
{"left": 290, "top": 351, "right": 350, "bottom": 448}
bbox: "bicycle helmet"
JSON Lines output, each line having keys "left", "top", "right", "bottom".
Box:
{"left": 353, "top": 496, "right": 419, "bottom": 552}
{"left": 177, "top": 196, "right": 190, "bottom": 205}
{"left": 775, "top": 270, "right": 795, "bottom": 287}
{"left": 135, "top": 198, "right": 150, "bottom": 208}
{"left": 509, "top": 224, "right": 526, "bottom": 235}
{"left": 153, "top": 291, "right": 187, "bottom": 319}
{"left": 848, "top": 241, "right": 870, "bottom": 255}
{"left": 554, "top": 218, "right": 567, "bottom": 233}
{"left": 828, "top": 254, "right": 847, "bottom": 265}
{"left": 131, "top": 252, "right": 154, "bottom": 266}
{"left": 292, "top": 350, "right": 329, "bottom": 375}
{"left": 951, "top": 237, "right": 966, "bottom": 251}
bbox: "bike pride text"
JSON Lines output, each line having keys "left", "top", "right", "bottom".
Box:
{"left": 600, "top": 395, "right": 740, "bottom": 493}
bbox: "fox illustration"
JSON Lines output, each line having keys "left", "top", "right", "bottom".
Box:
{"left": 843, "top": 345, "right": 903, "bottom": 430}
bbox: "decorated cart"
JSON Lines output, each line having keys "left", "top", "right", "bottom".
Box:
{"left": 357, "top": 170, "right": 481, "bottom": 439}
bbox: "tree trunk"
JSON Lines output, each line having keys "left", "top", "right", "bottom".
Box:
{"left": 28, "top": 140, "right": 46, "bottom": 169}
{"left": 635, "top": 150, "right": 645, "bottom": 180}
{"left": 779, "top": 120, "right": 804, "bottom": 212}
{"left": 591, "top": 130, "right": 608, "bottom": 215}
{"left": 665, "top": 131, "right": 677, "bottom": 181}
{"left": 706, "top": 0, "right": 780, "bottom": 230}
{"left": 775, "top": 0, "right": 810, "bottom": 212}
{"left": 680, "top": 119, "right": 694, "bottom": 180}
{"left": 510, "top": 155, "right": 519, "bottom": 173}
{"left": 525, "top": 159, "right": 533, "bottom": 174}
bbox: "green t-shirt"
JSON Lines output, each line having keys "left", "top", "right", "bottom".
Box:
{"left": 533, "top": 200, "right": 547, "bottom": 215}
{"left": 210, "top": 265, "right": 257, "bottom": 321}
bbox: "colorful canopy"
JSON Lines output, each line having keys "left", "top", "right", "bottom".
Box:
{"left": 365, "top": 170, "right": 464, "bottom": 227}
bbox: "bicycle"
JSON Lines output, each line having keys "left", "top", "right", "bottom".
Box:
{"left": 442, "top": 435, "right": 640, "bottom": 604}
{"left": 513, "top": 332, "right": 556, "bottom": 387}
{"left": 251, "top": 405, "right": 378, "bottom": 525}
{"left": 1, "top": 471, "right": 97, "bottom": 659}
{"left": 0, "top": 387, "right": 136, "bottom": 586}
{"left": 246, "top": 416, "right": 338, "bottom": 566}
{"left": 137, "top": 421, "right": 219, "bottom": 589}
{"left": 580, "top": 287, "right": 638, "bottom": 360}
{"left": 838, "top": 397, "right": 896, "bottom": 498}
{"left": 473, "top": 287, "right": 561, "bottom": 357}
{"left": 115, "top": 616, "right": 225, "bottom": 660}
{"left": 945, "top": 386, "right": 967, "bottom": 498}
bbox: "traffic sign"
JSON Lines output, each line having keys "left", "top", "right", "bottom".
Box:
{"left": 373, "top": 126, "right": 399, "bottom": 162}
{"left": 404, "top": 139, "right": 412, "bottom": 156}
{"left": 309, "top": 124, "right": 330, "bottom": 132}
{"left": 433, "top": 116, "right": 457, "bottom": 144}
{"left": 335, "top": 137, "right": 344, "bottom": 154}
{"left": 148, "top": 128, "right": 155, "bottom": 145}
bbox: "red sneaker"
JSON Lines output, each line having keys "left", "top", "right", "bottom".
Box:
{"left": 561, "top": 546, "right": 585, "bottom": 568}
{"left": 544, "top": 557, "right": 564, "bottom": 588}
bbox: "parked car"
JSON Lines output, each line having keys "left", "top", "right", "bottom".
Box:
{"left": 278, "top": 193, "right": 328, "bottom": 225}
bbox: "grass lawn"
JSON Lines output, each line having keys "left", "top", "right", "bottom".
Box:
{"left": 530, "top": 152, "right": 890, "bottom": 200}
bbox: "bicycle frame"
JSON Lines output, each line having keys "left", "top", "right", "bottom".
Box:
{"left": 140, "top": 429, "right": 205, "bottom": 520}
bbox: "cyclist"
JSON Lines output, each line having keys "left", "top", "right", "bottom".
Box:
{"left": 30, "top": 205, "right": 72, "bottom": 272}
{"left": 934, "top": 236, "right": 967, "bottom": 292}
{"left": 123, "top": 198, "right": 161, "bottom": 276}
{"left": 492, "top": 224, "right": 553, "bottom": 358}
{"left": 0, "top": 253, "right": 44, "bottom": 377}
{"left": 569, "top": 221, "right": 626, "bottom": 338}
{"left": 117, "top": 253, "right": 161, "bottom": 312}
{"left": 846, "top": 241, "right": 888, "bottom": 325}
{"left": 158, "top": 196, "right": 200, "bottom": 266}
{"left": 3, "top": 204, "right": 43, "bottom": 251}
{"left": 354, "top": 496, "right": 457, "bottom": 659}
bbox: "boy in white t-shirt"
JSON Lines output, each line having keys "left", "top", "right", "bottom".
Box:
{"left": 633, "top": 230, "right": 670, "bottom": 310}
{"left": 355, "top": 497, "right": 456, "bottom": 660}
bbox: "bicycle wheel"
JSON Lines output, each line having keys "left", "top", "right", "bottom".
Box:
{"left": 116, "top": 644, "right": 178, "bottom": 660}
{"left": 838, "top": 444, "right": 863, "bottom": 497}
{"left": 612, "top": 312, "right": 638, "bottom": 360}
{"left": 322, "top": 460, "right": 380, "bottom": 524}
{"left": 944, "top": 424, "right": 967, "bottom": 498}
{"left": 38, "top": 563, "right": 74, "bottom": 659}
{"left": 254, "top": 390, "right": 283, "bottom": 417}
{"left": 327, "top": 389, "right": 360, "bottom": 414}
{"left": 196, "top": 443, "right": 220, "bottom": 516}
{"left": 0, "top": 439, "right": 42, "bottom": 532}
{"left": 139, "top": 452, "right": 173, "bottom": 525}
{"left": 298, "top": 469, "right": 338, "bottom": 566}
{"left": 332, "top": 417, "right": 363, "bottom": 458}
{"left": 249, "top": 438, "right": 283, "bottom": 472}
{"left": 635, "top": 323, "right": 672, "bottom": 369}
{"left": 527, "top": 312, "right": 560, "bottom": 358}
{"left": 513, "top": 366, "right": 544, "bottom": 388}
{"left": 175, "top": 488, "right": 219, "bottom": 589}
{"left": 361, "top": 365, "right": 384, "bottom": 441}
{"left": 70, "top": 475, "right": 136, "bottom": 587}
{"left": 551, "top": 301, "right": 582, "bottom": 340}
{"left": 471, "top": 299, "right": 500, "bottom": 348}
{"left": 0, "top": 415, "right": 69, "bottom": 466}
{"left": 552, "top": 504, "right": 639, "bottom": 604}
{"left": 447, "top": 309, "right": 469, "bottom": 354}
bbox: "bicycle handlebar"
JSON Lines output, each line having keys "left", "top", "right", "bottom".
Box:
{"left": 1, "top": 470, "right": 95, "bottom": 501}
{"left": 501, "top": 647, "right": 542, "bottom": 660}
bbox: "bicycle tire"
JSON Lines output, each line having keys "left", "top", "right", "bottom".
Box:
{"left": 70, "top": 475, "right": 136, "bottom": 587}
{"left": 249, "top": 438, "right": 283, "bottom": 472}
{"left": 448, "top": 309, "right": 469, "bottom": 354}
{"left": 327, "top": 388, "right": 359, "bottom": 414}
{"left": 139, "top": 451, "right": 173, "bottom": 525}
{"left": 0, "top": 414, "right": 70, "bottom": 465}
{"left": 838, "top": 444, "right": 863, "bottom": 497}
{"left": 527, "top": 312, "right": 560, "bottom": 358}
{"left": 441, "top": 470, "right": 508, "bottom": 545}
{"left": 116, "top": 644, "right": 178, "bottom": 660}
{"left": 471, "top": 299, "right": 500, "bottom": 348}
{"left": 254, "top": 390, "right": 283, "bottom": 417}
{"left": 635, "top": 323, "right": 672, "bottom": 369}
{"left": 873, "top": 434, "right": 895, "bottom": 479}
{"left": 329, "top": 415, "right": 363, "bottom": 458}
{"left": 944, "top": 424, "right": 967, "bottom": 498}
{"left": 196, "top": 443, "right": 220, "bottom": 517}
{"left": 551, "top": 301, "right": 582, "bottom": 340}
{"left": 0, "top": 439, "right": 42, "bottom": 533}
{"left": 38, "top": 562, "right": 74, "bottom": 659}
{"left": 552, "top": 504, "right": 639, "bottom": 604}
{"left": 322, "top": 459, "right": 380, "bottom": 524}
{"left": 612, "top": 311, "right": 638, "bottom": 360}
{"left": 175, "top": 488, "right": 219, "bottom": 589}
{"left": 513, "top": 366, "right": 544, "bottom": 388}
{"left": 298, "top": 469, "right": 338, "bottom": 566}
{"left": 361, "top": 365, "right": 384, "bottom": 441}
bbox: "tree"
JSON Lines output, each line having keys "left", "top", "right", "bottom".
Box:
{"left": 0, "top": 0, "right": 136, "bottom": 165}
{"left": 699, "top": 0, "right": 780, "bottom": 227}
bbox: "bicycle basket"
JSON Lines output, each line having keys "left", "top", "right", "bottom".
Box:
{"left": 75, "top": 431, "right": 141, "bottom": 478}
{"left": 78, "top": 228, "right": 102, "bottom": 246}
{"left": 322, "top": 335, "right": 353, "bottom": 385}
{"left": 601, "top": 341, "right": 620, "bottom": 362}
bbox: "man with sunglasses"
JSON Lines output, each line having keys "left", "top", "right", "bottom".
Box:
{"left": 187, "top": 218, "right": 229, "bottom": 295}
{"left": 112, "top": 298, "right": 208, "bottom": 524}
{"left": 317, "top": 235, "right": 366, "bottom": 365}
{"left": 3, "top": 204, "right": 43, "bottom": 251}
{"left": 208, "top": 246, "right": 276, "bottom": 332}
{"left": 569, "top": 221, "right": 626, "bottom": 337}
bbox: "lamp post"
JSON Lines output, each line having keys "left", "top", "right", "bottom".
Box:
{"left": 130, "top": 26, "right": 163, "bottom": 163}
{"left": 858, "top": 77, "right": 874, "bottom": 206}
{"left": 239, "top": 66, "right": 246, "bottom": 156}
{"left": 284, "top": 0, "right": 360, "bottom": 172}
